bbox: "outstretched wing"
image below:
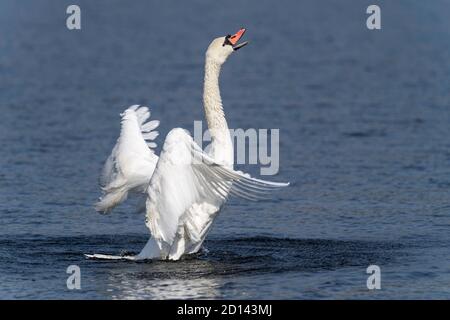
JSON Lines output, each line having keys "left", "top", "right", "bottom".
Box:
{"left": 145, "top": 128, "right": 289, "bottom": 252}
{"left": 96, "top": 105, "right": 160, "bottom": 213}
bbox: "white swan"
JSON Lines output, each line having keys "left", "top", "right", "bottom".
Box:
{"left": 88, "top": 29, "right": 289, "bottom": 261}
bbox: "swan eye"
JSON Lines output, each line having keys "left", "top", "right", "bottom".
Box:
{"left": 223, "top": 35, "right": 232, "bottom": 46}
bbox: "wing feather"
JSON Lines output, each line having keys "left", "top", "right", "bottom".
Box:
{"left": 96, "top": 105, "right": 160, "bottom": 213}
{"left": 145, "top": 128, "right": 289, "bottom": 250}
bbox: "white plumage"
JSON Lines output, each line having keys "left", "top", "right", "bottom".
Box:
{"left": 95, "top": 105, "right": 159, "bottom": 213}
{"left": 142, "top": 128, "right": 288, "bottom": 260}
{"left": 88, "top": 29, "right": 289, "bottom": 261}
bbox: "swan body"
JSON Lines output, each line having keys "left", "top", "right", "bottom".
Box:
{"left": 89, "top": 29, "right": 289, "bottom": 261}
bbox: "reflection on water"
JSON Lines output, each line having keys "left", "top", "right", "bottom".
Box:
{"left": 0, "top": 234, "right": 443, "bottom": 299}
{"left": 74, "top": 235, "right": 405, "bottom": 299}
{"left": 99, "top": 253, "right": 222, "bottom": 299}
{"left": 107, "top": 274, "right": 220, "bottom": 300}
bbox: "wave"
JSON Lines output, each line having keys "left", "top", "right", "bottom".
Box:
{"left": 0, "top": 234, "right": 405, "bottom": 277}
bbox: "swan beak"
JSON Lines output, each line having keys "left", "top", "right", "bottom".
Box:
{"left": 229, "top": 28, "right": 249, "bottom": 51}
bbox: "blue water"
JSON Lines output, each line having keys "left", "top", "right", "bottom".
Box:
{"left": 0, "top": 0, "right": 449, "bottom": 299}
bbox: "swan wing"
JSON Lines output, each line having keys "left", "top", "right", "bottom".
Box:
{"left": 145, "top": 128, "right": 289, "bottom": 250}
{"left": 96, "top": 105, "right": 160, "bottom": 213}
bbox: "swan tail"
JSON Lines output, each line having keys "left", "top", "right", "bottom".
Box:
{"left": 85, "top": 237, "right": 162, "bottom": 261}
{"left": 84, "top": 254, "right": 138, "bottom": 261}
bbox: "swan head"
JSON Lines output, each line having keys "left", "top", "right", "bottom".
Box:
{"left": 206, "top": 28, "right": 248, "bottom": 65}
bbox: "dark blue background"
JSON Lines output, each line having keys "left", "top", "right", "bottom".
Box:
{"left": 0, "top": 0, "right": 449, "bottom": 299}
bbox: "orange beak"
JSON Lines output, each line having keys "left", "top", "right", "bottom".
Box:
{"left": 227, "top": 28, "right": 249, "bottom": 51}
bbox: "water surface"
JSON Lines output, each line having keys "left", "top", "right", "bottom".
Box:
{"left": 0, "top": 0, "right": 449, "bottom": 299}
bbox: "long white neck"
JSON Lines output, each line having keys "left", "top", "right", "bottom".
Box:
{"left": 203, "top": 58, "right": 233, "bottom": 165}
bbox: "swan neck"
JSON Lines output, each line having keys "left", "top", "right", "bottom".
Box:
{"left": 203, "top": 59, "right": 228, "bottom": 134}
